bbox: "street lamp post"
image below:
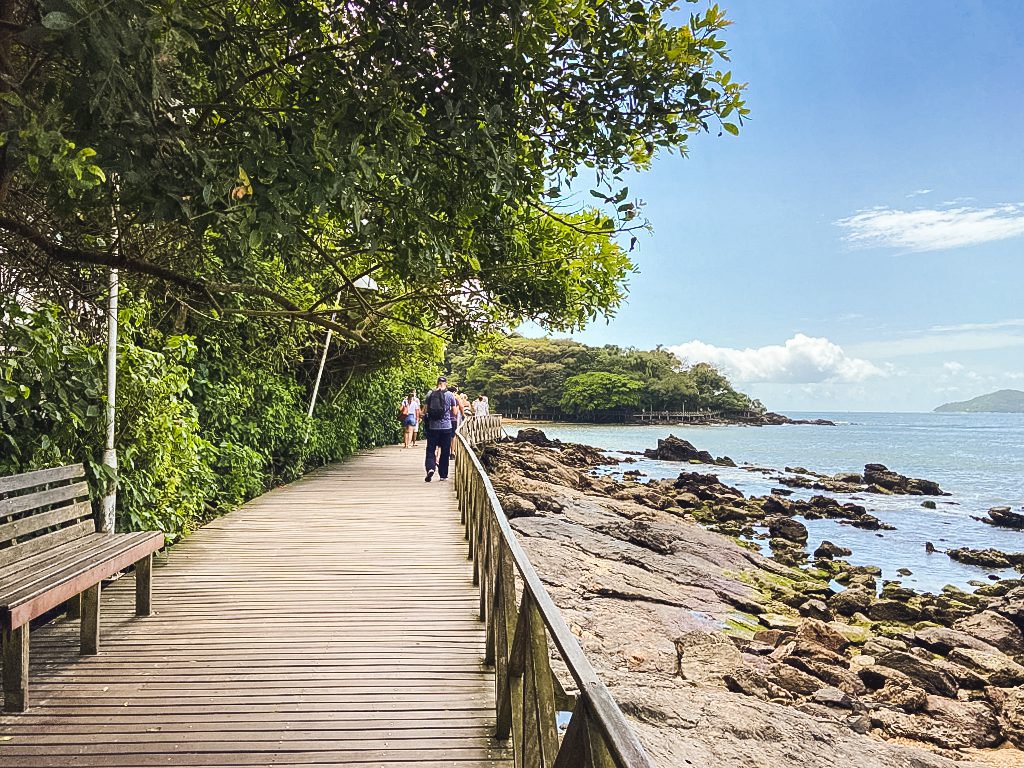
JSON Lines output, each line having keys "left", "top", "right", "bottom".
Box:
{"left": 99, "top": 265, "right": 118, "bottom": 533}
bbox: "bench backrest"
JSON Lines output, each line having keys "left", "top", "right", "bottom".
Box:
{"left": 0, "top": 464, "right": 96, "bottom": 569}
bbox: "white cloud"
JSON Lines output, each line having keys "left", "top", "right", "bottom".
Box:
{"left": 906, "top": 189, "right": 932, "bottom": 198}
{"left": 835, "top": 203, "right": 1024, "bottom": 252}
{"left": 930, "top": 318, "right": 1024, "bottom": 333}
{"left": 942, "top": 361, "right": 965, "bottom": 373}
{"left": 668, "top": 333, "right": 883, "bottom": 384}
{"left": 851, "top": 331, "right": 1024, "bottom": 359}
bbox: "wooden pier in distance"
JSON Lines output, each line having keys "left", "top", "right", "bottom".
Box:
{"left": 0, "top": 446, "right": 510, "bottom": 767}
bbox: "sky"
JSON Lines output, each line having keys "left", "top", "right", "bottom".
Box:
{"left": 526, "top": 1, "right": 1024, "bottom": 413}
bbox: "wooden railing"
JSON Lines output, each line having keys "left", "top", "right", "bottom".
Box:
{"left": 459, "top": 413, "right": 506, "bottom": 447}
{"left": 455, "top": 415, "right": 654, "bottom": 768}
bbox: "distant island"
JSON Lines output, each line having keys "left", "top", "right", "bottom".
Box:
{"left": 934, "top": 388, "right": 1024, "bottom": 413}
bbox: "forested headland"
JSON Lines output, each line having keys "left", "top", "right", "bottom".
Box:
{"left": 449, "top": 336, "right": 763, "bottom": 422}
{"left": 0, "top": 0, "right": 744, "bottom": 540}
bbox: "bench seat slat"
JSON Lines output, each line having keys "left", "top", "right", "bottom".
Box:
{"left": 0, "top": 465, "right": 84, "bottom": 496}
{"left": 0, "top": 534, "right": 156, "bottom": 602}
{"left": 0, "top": 499, "right": 92, "bottom": 545}
{"left": 0, "top": 535, "right": 107, "bottom": 586}
{"left": 1, "top": 532, "right": 163, "bottom": 629}
{"left": 1, "top": 536, "right": 138, "bottom": 596}
{"left": 0, "top": 520, "right": 96, "bottom": 570}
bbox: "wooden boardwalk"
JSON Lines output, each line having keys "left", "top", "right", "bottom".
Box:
{"left": 0, "top": 446, "right": 511, "bottom": 767}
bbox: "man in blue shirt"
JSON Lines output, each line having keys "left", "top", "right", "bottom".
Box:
{"left": 423, "top": 376, "right": 460, "bottom": 482}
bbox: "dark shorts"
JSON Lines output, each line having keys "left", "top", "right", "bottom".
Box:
{"left": 403, "top": 415, "right": 417, "bottom": 427}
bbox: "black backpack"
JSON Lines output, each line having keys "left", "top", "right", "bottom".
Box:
{"left": 426, "top": 389, "right": 447, "bottom": 421}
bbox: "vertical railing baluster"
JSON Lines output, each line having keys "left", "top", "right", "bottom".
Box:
{"left": 484, "top": 514, "right": 497, "bottom": 664}
{"left": 587, "top": 722, "right": 616, "bottom": 768}
{"left": 522, "top": 618, "right": 541, "bottom": 768}
{"left": 479, "top": 506, "right": 492, "bottom": 621}
{"left": 493, "top": 548, "right": 510, "bottom": 730}
{"left": 528, "top": 598, "right": 560, "bottom": 766}
{"left": 552, "top": 702, "right": 590, "bottom": 768}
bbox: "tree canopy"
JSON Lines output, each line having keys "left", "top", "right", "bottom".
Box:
{"left": 0, "top": 0, "right": 746, "bottom": 537}
{"left": 1, "top": 0, "right": 745, "bottom": 341}
{"left": 447, "top": 336, "right": 762, "bottom": 419}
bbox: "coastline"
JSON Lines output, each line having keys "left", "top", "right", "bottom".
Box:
{"left": 479, "top": 427, "right": 1024, "bottom": 766}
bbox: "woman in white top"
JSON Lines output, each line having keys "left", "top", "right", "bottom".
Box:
{"left": 400, "top": 390, "right": 420, "bottom": 448}
{"left": 473, "top": 394, "right": 489, "bottom": 417}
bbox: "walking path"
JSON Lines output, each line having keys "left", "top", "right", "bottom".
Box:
{"left": 0, "top": 446, "right": 511, "bottom": 767}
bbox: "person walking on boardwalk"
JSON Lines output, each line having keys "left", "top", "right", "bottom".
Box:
{"left": 473, "top": 393, "right": 489, "bottom": 417}
{"left": 448, "top": 385, "right": 467, "bottom": 459}
{"left": 399, "top": 389, "right": 420, "bottom": 449}
{"left": 423, "top": 376, "right": 459, "bottom": 482}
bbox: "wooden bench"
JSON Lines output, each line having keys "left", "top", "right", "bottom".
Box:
{"left": 0, "top": 464, "right": 164, "bottom": 712}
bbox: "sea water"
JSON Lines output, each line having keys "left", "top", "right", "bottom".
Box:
{"left": 516, "top": 413, "right": 1024, "bottom": 594}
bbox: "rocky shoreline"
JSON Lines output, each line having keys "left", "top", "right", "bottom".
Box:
{"left": 480, "top": 429, "right": 1024, "bottom": 767}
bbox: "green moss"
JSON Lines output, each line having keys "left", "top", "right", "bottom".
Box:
{"left": 723, "top": 611, "right": 763, "bottom": 639}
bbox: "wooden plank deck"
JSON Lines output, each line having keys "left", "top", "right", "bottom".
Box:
{"left": 0, "top": 446, "right": 511, "bottom": 767}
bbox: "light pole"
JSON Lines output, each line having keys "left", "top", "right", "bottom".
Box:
{"left": 305, "top": 292, "right": 342, "bottom": 443}
{"left": 99, "top": 265, "right": 118, "bottom": 533}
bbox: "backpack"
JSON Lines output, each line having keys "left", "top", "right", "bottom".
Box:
{"left": 426, "top": 389, "right": 447, "bottom": 421}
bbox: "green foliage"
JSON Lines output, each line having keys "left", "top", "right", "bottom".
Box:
{"left": 2, "top": 0, "right": 745, "bottom": 344}
{"left": 0, "top": 302, "right": 106, "bottom": 470}
{"left": 560, "top": 372, "right": 643, "bottom": 415}
{"left": 0, "top": 300, "right": 433, "bottom": 542}
{"left": 449, "top": 335, "right": 762, "bottom": 420}
{"left": 0, "top": 0, "right": 748, "bottom": 542}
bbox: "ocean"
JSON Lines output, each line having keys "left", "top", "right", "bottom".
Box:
{"left": 512, "top": 413, "right": 1024, "bottom": 594}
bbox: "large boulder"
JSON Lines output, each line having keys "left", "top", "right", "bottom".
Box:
{"left": 766, "top": 663, "right": 821, "bottom": 697}
{"left": 513, "top": 428, "right": 562, "bottom": 447}
{"left": 862, "top": 463, "right": 947, "bottom": 496}
{"left": 644, "top": 435, "right": 733, "bottom": 466}
{"left": 786, "top": 657, "right": 867, "bottom": 695}
{"left": 795, "top": 618, "right": 850, "bottom": 654}
{"left": 946, "top": 547, "right": 1024, "bottom": 568}
{"left": 829, "top": 587, "right": 873, "bottom": 617}
{"left": 948, "top": 646, "right": 1024, "bottom": 687}
{"left": 985, "top": 505, "right": 1024, "bottom": 529}
{"left": 674, "top": 631, "right": 743, "bottom": 685}
{"left": 767, "top": 516, "right": 809, "bottom": 544}
{"left": 995, "top": 586, "right": 1024, "bottom": 630}
{"left": 798, "top": 599, "right": 833, "bottom": 622}
{"left": 813, "top": 540, "right": 852, "bottom": 560}
{"left": 991, "top": 686, "right": 1024, "bottom": 748}
{"left": 871, "top": 680, "right": 928, "bottom": 713}
{"left": 867, "top": 599, "right": 923, "bottom": 623}
{"left": 873, "top": 696, "right": 1001, "bottom": 750}
{"left": 722, "top": 668, "right": 792, "bottom": 703}
{"left": 874, "top": 651, "right": 958, "bottom": 697}
{"left": 810, "top": 686, "right": 855, "bottom": 710}
{"left": 913, "top": 625, "right": 1002, "bottom": 656}
{"left": 954, "top": 610, "right": 1024, "bottom": 654}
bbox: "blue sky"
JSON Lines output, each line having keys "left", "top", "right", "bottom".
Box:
{"left": 533, "top": 1, "right": 1024, "bottom": 412}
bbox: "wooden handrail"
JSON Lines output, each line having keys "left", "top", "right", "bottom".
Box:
{"left": 455, "top": 415, "right": 655, "bottom": 768}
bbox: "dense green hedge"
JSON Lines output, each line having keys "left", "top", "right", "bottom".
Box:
{"left": 0, "top": 300, "right": 438, "bottom": 542}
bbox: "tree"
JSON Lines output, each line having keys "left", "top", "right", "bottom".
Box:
{"left": 449, "top": 335, "right": 761, "bottom": 420}
{"left": 0, "top": 0, "right": 748, "bottom": 534}
{"left": 0, "top": 0, "right": 745, "bottom": 343}
{"left": 560, "top": 372, "right": 643, "bottom": 416}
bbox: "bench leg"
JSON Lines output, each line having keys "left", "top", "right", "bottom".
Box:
{"left": 80, "top": 584, "right": 100, "bottom": 656}
{"left": 2, "top": 624, "right": 29, "bottom": 712}
{"left": 135, "top": 553, "right": 153, "bottom": 616}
